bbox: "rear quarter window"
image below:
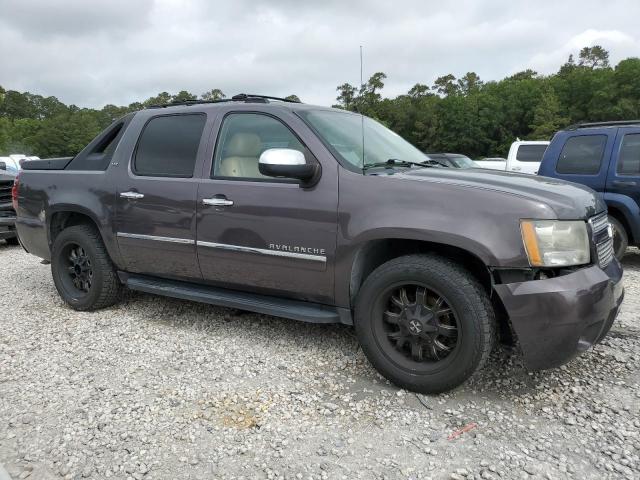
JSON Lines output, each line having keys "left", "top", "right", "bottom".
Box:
{"left": 556, "top": 135, "right": 607, "bottom": 175}
{"left": 134, "top": 114, "right": 206, "bottom": 177}
{"left": 515, "top": 144, "right": 548, "bottom": 162}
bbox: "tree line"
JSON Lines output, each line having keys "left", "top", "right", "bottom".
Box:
{"left": 1, "top": 46, "right": 639, "bottom": 159}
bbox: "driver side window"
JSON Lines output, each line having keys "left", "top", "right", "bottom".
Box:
{"left": 212, "top": 113, "right": 305, "bottom": 180}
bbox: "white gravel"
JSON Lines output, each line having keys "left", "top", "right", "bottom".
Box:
{"left": 0, "top": 241, "right": 638, "bottom": 480}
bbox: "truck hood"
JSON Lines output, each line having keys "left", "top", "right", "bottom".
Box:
{"left": 395, "top": 167, "right": 605, "bottom": 218}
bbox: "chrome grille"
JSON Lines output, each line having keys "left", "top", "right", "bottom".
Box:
{"left": 589, "top": 212, "right": 614, "bottom": 268}
{"left": 0, "top": 180, "right": 13, "bottom": 204}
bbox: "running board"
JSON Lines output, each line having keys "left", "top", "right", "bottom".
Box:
{"left": 121, "top": 273, "right": 352, "bottom": 325}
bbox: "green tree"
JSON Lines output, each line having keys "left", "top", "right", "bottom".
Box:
{"left": 335, "top": 83, "right": 357, "bottom": 109}
{"left": 172, "top": 90, "right": 197, "bottom": 103}
{"left": 201, "top": 89, "right": 225, "bottom": 101}
{"left": 143, "top": 92, "right": 172, "bottom": 107}
{"left": 432, "top": 74, "right": 460, "bottom": 97}
{"left": 529, "top": 87, "right": 568, "bottom": 139}
{"left": 284, "top": 94, "right": 301, "bottom": 102}
{"left": 408, "top": 83, "right": 430, "bottom": 98}
{"left": 457, "top": 72, "right": 483, "bottom": 95}
{"left": 578, "top": 45, "right": 610, "bottom": 69}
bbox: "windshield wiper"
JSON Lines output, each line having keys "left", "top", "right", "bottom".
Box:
{"left": 363, "top": 158, "right": 440, "bottom": 170}
{"left": 422, "top": 158, "right": 451, "bottom": 167}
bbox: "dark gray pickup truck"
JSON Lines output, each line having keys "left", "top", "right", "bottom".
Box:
{"left": 14, "top": 94, "right": 624, "bottom": 393}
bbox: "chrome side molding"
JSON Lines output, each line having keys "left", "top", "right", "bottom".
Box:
{"left": 116, "top": 232, "right": 194, "bottom": 244}
{"left": 197, "top": 241, "right": 326, "bottom": 263}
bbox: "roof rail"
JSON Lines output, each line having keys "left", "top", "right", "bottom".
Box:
{"left": 146, "top": 98, "right": 232, "bottom": 109}
{"left": 145, "top": 93, "right": 302, "bottom": 109}
{"left": 567, "top": 120, "right": 640, "bottom": 130}
{"left": 231, "top": 93, "right": 302, "bottom": 103}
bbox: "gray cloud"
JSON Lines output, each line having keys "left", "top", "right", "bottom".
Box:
{"left": 0, "top": 0, "right": 638, "bottom": 108}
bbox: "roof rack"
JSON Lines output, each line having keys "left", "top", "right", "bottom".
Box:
{"left": 146, "top": 99, "right": 232, "bottom": 109}
{"left": 567, "top": 120, "right": 640, "bottom": 130}
{"left": 146, "top": 93, "right": 302, "bottom": 109}
{"left": 231, "top": 93, "right": 302, "bottom": 103}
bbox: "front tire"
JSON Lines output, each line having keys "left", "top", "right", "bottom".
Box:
{"left": 355, "top": 254, "right": 495, "bottom": 394}
{"left": 51, "top": 224, "right": 123, "bottom": 311}
{"left": 608, "top": 216, "right": 628, "bottom": 260}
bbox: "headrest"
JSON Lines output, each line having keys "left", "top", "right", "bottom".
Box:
{"left": 225, "top": 133, "right": 262, "bottom": 157}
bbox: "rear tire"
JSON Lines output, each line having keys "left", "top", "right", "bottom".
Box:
{"left": 354, "top": 254, "right": 495, "bottom": 394}
{"left": 608, "top": 216, "right": 628, "bottom": 260}
{"left": 5, "top": 237, "right": 19, "bottom": 246}
{"left": 51, "top": 224, "right": 123, "bottom": 311}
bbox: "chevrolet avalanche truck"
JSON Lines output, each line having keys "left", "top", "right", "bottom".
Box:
{"left": 14, "top": 94, "right": 624, "bottom": 393}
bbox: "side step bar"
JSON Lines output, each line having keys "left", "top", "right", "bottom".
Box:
{"left": 120, "top": 273, "right": 352, "bottom": 325}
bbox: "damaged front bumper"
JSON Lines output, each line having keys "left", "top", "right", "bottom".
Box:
{"left": 493, "top": 260, "right": 624, "bottom": 370}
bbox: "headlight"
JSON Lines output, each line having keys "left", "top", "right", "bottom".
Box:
{"left": 520, "top": 220, "right": 590, "bottom": 267}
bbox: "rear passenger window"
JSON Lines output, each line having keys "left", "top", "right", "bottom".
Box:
{"left": 556, "top": 135, "right": 606, "bottom": 175}
{"left": 617, "top": 134, "right": 640, "bottom": 175}
{"left": 516, "top": 145, "right": 548, "bottom": 162}
{"left": 134, "top": 114, "right": 206, "bottom": 177}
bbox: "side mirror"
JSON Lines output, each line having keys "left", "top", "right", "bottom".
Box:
{"left": 0, "top": 162, "right": 6, "bottom": 170}
{"left": 258, "top": 148, "right": 318, "bottom": 183}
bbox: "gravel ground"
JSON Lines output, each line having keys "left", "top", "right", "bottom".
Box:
{"left": 0, "top": 241, "right": 638, "bottom": 480}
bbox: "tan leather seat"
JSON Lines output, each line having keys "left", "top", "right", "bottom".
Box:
{"left": 218, "top": 133, "right": 265, "bottom": 178}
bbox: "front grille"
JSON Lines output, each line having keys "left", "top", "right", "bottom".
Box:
{"left": 589, "top": 212, "right": 614, "bottom": 268}
{"left": 0, "top": 180, "right": 13, "bottom": 204}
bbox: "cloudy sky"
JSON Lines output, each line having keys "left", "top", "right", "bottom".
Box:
{"left": 1, "top": 0, "right": 639, "bottom": 108}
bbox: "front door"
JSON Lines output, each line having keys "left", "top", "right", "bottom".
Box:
{"left": 606, "top": 127, "right": 640, "bottom": 210}
{"left": 114, "top": 112, "right": 209, "bottom": 280}
{"left": 196, "top": 110, "right": 338, "bottom": 304}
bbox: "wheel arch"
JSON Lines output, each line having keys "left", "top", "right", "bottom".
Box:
{"left": 603, "top": 193, "right": 639, "bottom": 245}
{"left": 607, "top": 205, "right": 633, "bottom": 245}
{"left": 347, "top": 238, "right": 492, "bottom": 308}
{"left": 47, "top": 207, "right": 121, "bottom": 267}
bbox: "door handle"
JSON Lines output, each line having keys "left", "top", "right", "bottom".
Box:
{"left": 203, "top": 197, "right": 234, "bottom": 207}
{"left": 120, "top": 191, "right": 145, "bottom": 199}
{"left": 511, "top": 166, "right": 522, "bottom": 171}
{"left": 612, "top": 180, "right": 637, "bottom": 187}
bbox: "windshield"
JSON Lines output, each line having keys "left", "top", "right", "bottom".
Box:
{"left": 449, "top": 155, "right": 477, "bottom": 168}
{"left": 298, "top": 110, "right": 427, "bottom": 169}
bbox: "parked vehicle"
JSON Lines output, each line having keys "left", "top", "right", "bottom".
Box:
{"left": 424, "top": 153, "right": 478, "bottom": 169}
{"left": 0, "top": 170, "right": 19, "bottom": 245}
{"left": 476, "top": 141, "right": 549, "bottom": 174}
{"left": 0, "top": 154, "right": 39, "bottom": 175}
{"left": 539, "top": 120, "right": 640, "bottom": 259}
{"left": 14, "top": 95, "right": 624, "bottom": 393}
{"left": 479, "top": 156, "right": 507, "bottom": 163}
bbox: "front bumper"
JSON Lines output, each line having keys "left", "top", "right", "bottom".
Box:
{"left": 0, "top": 215, "right": 17, "bottom": 240}
{"left": 494, "top": 260, "right": 624, "bottom": 370}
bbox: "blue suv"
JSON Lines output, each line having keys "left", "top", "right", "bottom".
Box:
{"left": 539, "top": 120, "right": 640, "bottom": 259}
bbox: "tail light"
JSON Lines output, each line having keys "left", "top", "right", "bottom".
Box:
{"left": 11, "top": 174, "right": 20, "bottom": 211}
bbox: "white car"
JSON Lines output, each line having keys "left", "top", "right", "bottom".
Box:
{"left": 0, "top": 154, "right": 40, "bottom": 175}
{"left": 476, "top": 140, "right": 549, "bottom": 175}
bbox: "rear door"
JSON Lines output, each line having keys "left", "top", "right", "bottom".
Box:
{"left": 508, "top": 142, "right": 549, "bottom": 174}
{"left": 546, "top": 131, "right": 615, "bottom": 193}
{"left": 114, "top": 112, "right": 211, "bottom": 280}
{"left": 606, "top": 127, "right": 640, "bottom": 210}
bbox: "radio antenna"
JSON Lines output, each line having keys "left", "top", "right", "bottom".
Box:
{"left": 360, "top": 45, "right": 365, "bottom": 169}
{"left": 360, "top": 45, "right": 363, "bottom": 88}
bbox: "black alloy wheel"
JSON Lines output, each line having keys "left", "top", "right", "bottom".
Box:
{"left": 382, "top": 283, "right": 459, "bottom": 364}
{"left": 65, "top": 244, "right": 93, "bottom": 294}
